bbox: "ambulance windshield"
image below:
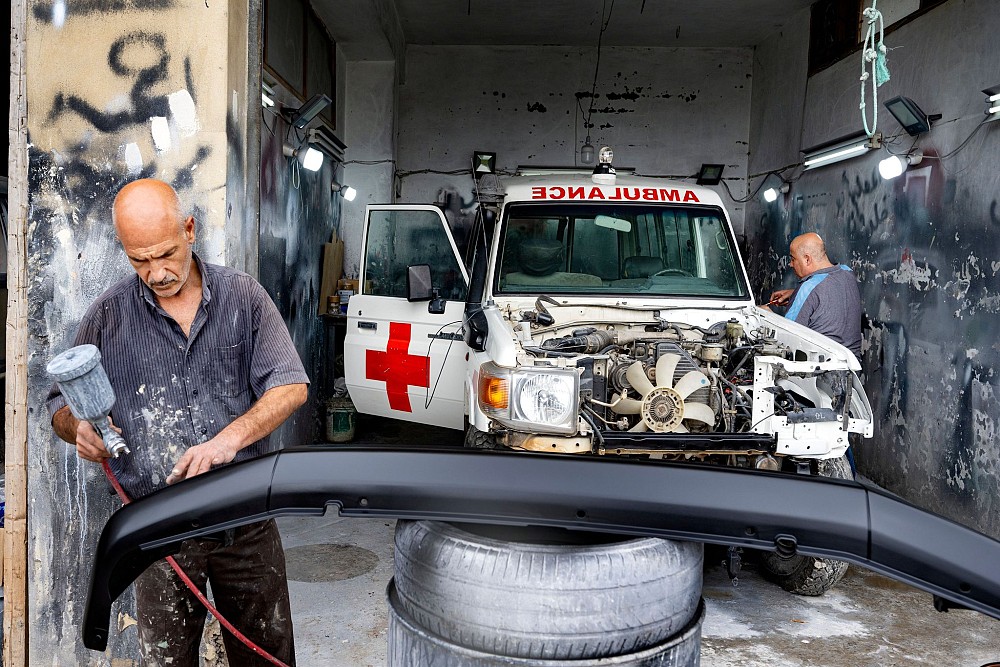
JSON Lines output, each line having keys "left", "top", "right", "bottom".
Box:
{"left": 496, "top": 203, "right": 748, "bottom": 298}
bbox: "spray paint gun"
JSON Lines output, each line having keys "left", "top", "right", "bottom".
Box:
{"left": 47, "top": 344, "right": 130, "bottom": 458}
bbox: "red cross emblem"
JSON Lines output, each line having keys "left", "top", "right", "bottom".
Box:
{"left": 365, "top": 322, "right": 430, "bottom": 412}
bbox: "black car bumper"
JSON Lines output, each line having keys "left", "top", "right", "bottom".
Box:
{"left": 84, "top": 447, "right": 1000, "bottom": 650}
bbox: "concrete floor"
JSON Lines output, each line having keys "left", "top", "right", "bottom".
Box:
{"left": 278, "top": 513, "right": 1000, "bottom": 666}
{"left": 283, "top": 417, "right": 1000, "bottom": 665}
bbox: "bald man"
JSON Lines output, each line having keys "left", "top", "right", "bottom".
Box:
{"left": 48, "top": 179, "right": 306, "bottom": 666}
{"left": 768, "top": 232, "right": 862, "bottom": 359}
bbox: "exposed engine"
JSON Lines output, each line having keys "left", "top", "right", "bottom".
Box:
{"left": 533, "top": 319, "right": 792, "bottom": 437}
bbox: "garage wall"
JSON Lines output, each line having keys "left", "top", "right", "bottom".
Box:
{"left": 387, "top": 44, "right": 753, "bottom": 268}
{"left": 342, "top": 60, "right": 398, "bottom": 277}
{"left": 23, "top": 0, "right": 234, "bottom": 661}
{"left": 258, "top": 76, "right": 344, "bottom": 446}
{"left": 746, "top": 0, "right": 1000, "bottom": 538}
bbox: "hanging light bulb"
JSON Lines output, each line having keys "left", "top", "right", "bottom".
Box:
{"left": 332, "top": 181, "right": 357, "bottom": 201}
{"left": 282, "top": 142, "right": 324, "bottom": 172}
{"left": 580, "top": 136, "right": 595, "bottom": 164}
{"left": 762, "top": 182, "right": 790, "bottom": 202}
{"left": 878, "top": 150, "right": 922, "bottom": 180}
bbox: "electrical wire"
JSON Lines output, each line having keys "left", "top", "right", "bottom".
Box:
{"left": 574, "top": 0, "right": 615, "bottom": 160}
{"left": 923, "top": 116, "right": 990, "bottom": 160}
{"left": 101, "top": 461, "right": 290, "bottom": 667}
{"left": 748, "top": 411, "right": 778, "bottom": 432}
{"left": 261, "top": 106, "right": 277, "bottom": 138}
{"left": 583, "top": 0, "right": 616, "bottom": 132}
{"left": 721, "top": 178, "right": 771, "bottom": 204}
{"left": 423, "top": 318, "right": 465, "bottom": 409}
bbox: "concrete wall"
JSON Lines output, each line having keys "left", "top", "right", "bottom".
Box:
{"left": 225, "top": 0, "right": 262, "bottom": 277}
{"left": 369, "top": 44, "right": 753, "bottom": 277}
{"left": 24, "top": 0, "right": 239, "bottom": 661}
{"left": 257, "top": 77, "right": 342, "bottom": 444}
{"left": 746, "top": 0, "right": 1000, "bottom": 537}
{"left": 341, "top": 60, "right": 398, "bottom": 277}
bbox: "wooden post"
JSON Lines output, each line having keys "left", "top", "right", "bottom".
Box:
{"left": 6, "top": 1, "right": 29, "bottom": 665}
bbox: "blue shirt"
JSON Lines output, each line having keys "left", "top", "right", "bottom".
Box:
{"left": 785, "top": 264, "right": 862, "bottom": 358}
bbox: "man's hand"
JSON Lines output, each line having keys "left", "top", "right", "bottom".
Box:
{"left": 166, "top": 435, "right": 239, "bottom": 484}
{"left": 75, "top": 420, "right": 114, "bottom": 463}
{"left": 53, "top": 405, "right": 118, "bottom": 463}
{"left": 768, "top": 289, "right": 794, "bottom": 307}
{"left": 166, "top": 383, "right": 307, "bottom": 484}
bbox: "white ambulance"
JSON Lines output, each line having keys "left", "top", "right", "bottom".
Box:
{"left": 344, "top": 150, "right": 873, "bottom": 472}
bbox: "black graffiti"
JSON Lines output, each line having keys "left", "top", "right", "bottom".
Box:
{"left": 171, "top": 146, "right": 212, "bottom": 191}
{"left": 29, "top": 144, "right": 151, "bottom": 223}
{"left": 991, "top": 200, "right": 999, "bottom": 226}
{"left": 48, "top": 32, "right": 172, "bottom": 133}
{"left": 33, "top": 0, "right": 173, "bottom": 23}
{"left": 28, "top": 138, "right": 211, "bottom": 224}
{"left": 184, "top": 56, "right": 196, "bottom": 105}
{"left": 836, "top": 167, "right": 889, "bottom": 235}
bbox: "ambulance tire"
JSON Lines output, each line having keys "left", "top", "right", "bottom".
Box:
{"left": 463, "top": 424, "right": 497, "bottom": 449}
{"left": 393, "top": 520, "right": 704, "bottom": 661}
{"left": 759, "top": 455, "right": 852, "bottom": 596}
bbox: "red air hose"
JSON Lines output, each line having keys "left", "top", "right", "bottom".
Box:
{"left": 101, "top": 460, "right": 291, "bottom": 667}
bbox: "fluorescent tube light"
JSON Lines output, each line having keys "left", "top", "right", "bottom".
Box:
{"left": 802, "top": 133, "right": 880, "bottom": 171}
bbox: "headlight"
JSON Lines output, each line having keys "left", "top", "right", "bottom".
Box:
{"left": 514, "top": 373, "right": 576, "bottom": 424}
{"left": 478, "top": 363, "right": 579, "bottom": 434}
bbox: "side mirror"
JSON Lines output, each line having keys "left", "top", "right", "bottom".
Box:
{"left": 407, "top": 264, "right": 434, "bottom": 302}
{"left": 407, "top": 264, "right": 446, "bottom": 314}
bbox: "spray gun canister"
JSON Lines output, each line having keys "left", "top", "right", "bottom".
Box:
{"left": 46, "top": 344, "right": 130, "bottom": 458}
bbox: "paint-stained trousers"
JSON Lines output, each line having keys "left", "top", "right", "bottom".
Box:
{"left": 134, "top": 519, "right": 296, "bottom": 667}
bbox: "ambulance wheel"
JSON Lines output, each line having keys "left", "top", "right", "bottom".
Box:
{"left": 463, "top": 424, "right": 497, "bottom": 449}
{"left": 759, "top": 455, "right": 852, "bottom": 596}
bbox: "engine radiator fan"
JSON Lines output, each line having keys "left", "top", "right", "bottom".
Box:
{"left": 612, "top": 354, "right": 715, "bottom": 433}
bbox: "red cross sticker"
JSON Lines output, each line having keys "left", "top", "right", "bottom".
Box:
{"left": 365, "top": 322, "right": 430, "bottom": 412}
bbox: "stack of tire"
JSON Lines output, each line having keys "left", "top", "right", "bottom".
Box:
{"left": 389, "top": 521, "right": 705, "bottom": 666}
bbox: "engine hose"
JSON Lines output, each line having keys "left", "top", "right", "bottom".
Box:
{"left": 539, "top": 330, "right": 614, "bottom": 353}
{"left": 101, "top": 460, "right": 291, "bottom": 667}
{"left": 580, "top": 409, "right": 606, "bottom": 449}
{"left": 523, "top": 346, "right": 578, "bottom": 358}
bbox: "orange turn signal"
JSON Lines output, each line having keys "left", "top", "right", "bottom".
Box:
{"left": 479, "top": 374, "right": 509, "bottom": 411}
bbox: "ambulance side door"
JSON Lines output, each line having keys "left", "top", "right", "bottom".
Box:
{"left": 344, "top": 205, "right": 469, "bottom": 430}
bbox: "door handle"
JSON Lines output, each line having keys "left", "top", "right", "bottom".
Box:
{"left": 358, "top": 321, "right": 377, "bottom": 331}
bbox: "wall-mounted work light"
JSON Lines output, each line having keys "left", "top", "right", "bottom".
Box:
{"left": 883, "top": 96, "right": 939, "bottom": 136}
{"left": 283, "top": 141, "right": 324, "bottom": 172}
{"left": 284, "top": 93, "right": 332, "bottom": 130}
{"left": 331, "top": 181, "right": 357, "bottom": 202}
{"left": 473, "top": 151, "right": 497, "bottom": 178}
{"left": 985, "top": 86, "right": 1000, "bottom": 122}
{"left": 802, "top": 132, "right": 881, "bottom": 171}
{"left": 695, "top": 163, "right": 724, "bottom": 185}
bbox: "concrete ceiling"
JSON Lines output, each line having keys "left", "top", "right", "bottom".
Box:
{"left": 393, "top": 0, "right": 816, "bottom": 47}
{"left": 316, "top": 1, "right": 817, "bottom": 60}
